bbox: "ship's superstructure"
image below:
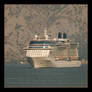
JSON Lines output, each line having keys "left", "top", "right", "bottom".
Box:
{"left": 24, "top": 29, "right": 81, "bottom": 68}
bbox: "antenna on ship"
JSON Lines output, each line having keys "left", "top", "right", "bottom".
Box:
{"left": 34, "top": 34, "right": 38, "bottom": 40}
{"left": 44, "top": 29, "right": 48, "bottom": 40}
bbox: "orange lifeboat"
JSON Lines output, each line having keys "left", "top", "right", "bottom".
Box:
{"left": 70, "top": 57, "right": 79, "bottom": 60}
{"left": 55, "top": 57, "right": 79, "bottom": 61}
{"left": 55, "top": 57, "right": 67, "bottom": 60}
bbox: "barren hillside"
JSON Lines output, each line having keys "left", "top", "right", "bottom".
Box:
{"left": 4, "top": 4, "right": 88, "bottom": 62}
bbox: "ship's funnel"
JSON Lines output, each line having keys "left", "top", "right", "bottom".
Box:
{"left": 58, "top": 32, "right": 62, "bottom": 39}
{"left": 63, "top": 33, "right": 67, "bottom": 39}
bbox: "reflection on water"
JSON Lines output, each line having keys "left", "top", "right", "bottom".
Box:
{"left": 5, "top": 62, "right": 88, "bottom": 88}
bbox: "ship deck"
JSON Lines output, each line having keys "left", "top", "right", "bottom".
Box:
{"left": 24, "top": 48, "right": 52, "bottom": 50}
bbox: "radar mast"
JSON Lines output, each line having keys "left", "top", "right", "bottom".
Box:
{"left": 44, "top": 29, "right": 48, "bottom": 40}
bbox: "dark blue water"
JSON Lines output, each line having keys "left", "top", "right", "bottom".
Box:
{"left": 5, "top": 63, "right": 88, "bottom": 88}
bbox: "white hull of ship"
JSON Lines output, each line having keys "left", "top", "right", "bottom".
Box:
{"left": 27, "top": 57, "right": 81, "bottom": 68}
{"left": 26, "top": 49, "right": 81, "bottom": 68}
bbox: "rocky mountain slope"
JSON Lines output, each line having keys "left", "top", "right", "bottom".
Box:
{"left": 4, "top": 4, "right": 88, "bottom": 62}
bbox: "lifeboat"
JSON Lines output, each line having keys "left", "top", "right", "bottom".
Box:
{"left": 55, "top": 57, "right": 67, "bottom": 60}
{"left": 55, "top": 57, "right": 79, "bottom": 61}
{"left": 69, "top": 57, "right": 79, "bottom": 60}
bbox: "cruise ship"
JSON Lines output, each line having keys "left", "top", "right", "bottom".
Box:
{"left": 24, "top": 29, "right": 81, "bottom": 68}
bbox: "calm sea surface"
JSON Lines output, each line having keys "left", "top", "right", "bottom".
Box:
{"left": 5, "top": 62, "right": 88, "bottom": 88}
